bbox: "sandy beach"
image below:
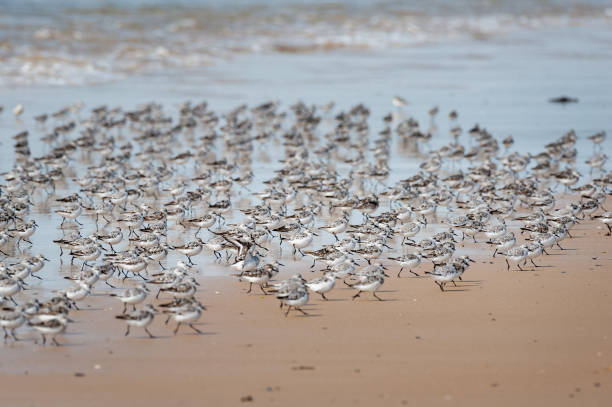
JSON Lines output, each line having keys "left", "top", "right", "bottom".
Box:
{"left": 1, "top": 215, "right": 611, "bottom": 407}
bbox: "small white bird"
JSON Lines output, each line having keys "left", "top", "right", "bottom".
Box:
{"left": 426, "top": 264, "right": 457, "bottom": 292}
{"left": 500, "top": 247, "right": 529, "bottom": 271}
{"left": 593, "top": 211, "right": 612, "bottom": 235}
{"left": 112, "top": 284, "right": 148, "bottom": 313}
{"left": 351, "top": 274, "right": 385, "bottom": 301}
{"left": 1, "top": 307, "right": 26, "bottom": 341}
{"left": 392, "top": 95, "right": 409, "bottom": 107}
{"left": 29, "top": 318, "right": 68, "bottom": 346}
{"left": 306, "top": 272, "right": 336, "bottom": 300}
{"left": 388, "top": 253, "right": 422, "bottom": 277}
{"left": 166, "top": 302, "right": 205, "bottom": 335}
{"left": 115, "top": 304, "right": 156, "bottom": 338}
{"left": 13, "top": 104, "right": 24, "bottom": 116}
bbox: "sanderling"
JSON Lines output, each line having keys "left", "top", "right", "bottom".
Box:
{"left": 426, "top": 264, "right": 457, "bottom": 292}
{"left": 56, "top": 203, "right": 83, "bottom": 226}
{"left": 392, "top": 95, "right": 409, "bottom": 108}
{"left": 320, "top": 216, "right": 349, "bottom": 241}
{"left": 286, "top": 229, "right": 315, "bottom": 256}
{"left": 273, "top": 275, "right": 309, "bottom": 316}
{"left": 29, "top": 318, "right": 67, "bottom": 346}
{"left": 388, "top": 253, "right": 422, "bottom": 277}
{"left": 351, "top": 273, "right": 385, "bottom": 301}
{"left": 112, "top": 284, "right": 148, "bottom": 313}
{"left": 173, "top": 240, "right": 203, "bottom": 265}
{"left": 0, "top": 275, "right": 21, "bottom": 305}
{"left": 115, "top": 304, "right": 156, "bottom": 338}
{"left": 500, "top": 246, "right": 528, "bottom": 271}
{"left": 487, "top": 231, "right": 516, "bottom": 257}
{"left": 1, "top": 306, "right": 26, "bottom": 341}
{"left": 165, "top": 302, "right": 205, "bottom": 335}
{"left": 593, "top": 211, "right": 612, "bottom": 235}
{"left": 8, "top": 220, "right": 37, "bottom": 247}
{"left": 305, "top": 272, "right": 336, "bottom": 300}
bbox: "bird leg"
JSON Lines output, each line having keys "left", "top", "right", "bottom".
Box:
{"left": 145, "top": 327, "right": 155, "bottom": 338}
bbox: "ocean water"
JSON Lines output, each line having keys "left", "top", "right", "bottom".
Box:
{"left": 1, "top": 0, "right": 612, "bottom": 86}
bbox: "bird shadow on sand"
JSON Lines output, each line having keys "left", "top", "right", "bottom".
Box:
{"left": 174, "top": 331, "right": 218, "bottom": 336}
{"left": 352, "top": 297, "right": 399, "bottom": 302}
{"left": 440, "top": 288, "right": 470, "bottom": 293}
{"left": 32, "top": 340, "right": 87, "bottom": 348}
{"left": 454, "top": 283, "right": 480, "bottom": 288}
{"left": 284, "top": 313, "right": 323, "bottom": 318}
{"left": 74, "top": 306, "right": 107, "bottom": 311}
{"left": 129, "top": 334, "right": 173, "bottom": 340}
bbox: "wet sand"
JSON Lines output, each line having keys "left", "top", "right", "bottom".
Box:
{"left": 1, "top": 219, "right": 611, "bottom": 406}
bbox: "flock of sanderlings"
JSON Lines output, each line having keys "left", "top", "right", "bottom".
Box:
{"left": 0, "top": 100, "right": 610, "bottom": 346}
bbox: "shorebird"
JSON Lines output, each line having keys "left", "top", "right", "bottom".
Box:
{"left": 95, "top": 228, "right": 123, "bottom": 252}
{"left": 587, "top": 131, "right": 606, "bottom": 148}
{"left": 392, "top": 96, "right": 409, "bottom": 108}
{"left": 8, "top": 220, "right": 37, "bottom": 247}
{"left": 173, "top": 240, "right": 203, "bottom": 265}
{"left": 487, "top": 232, "right": 516, "bottom": 257}
{"left": 500, "top": 247, "right": 528, "bottom": 271}
{"left": 112, "top": 284, "right": 148, "bottom": 313}
{"left": 160, "top": 279, "right": 198, "bottom": 299}
{"left": 29, "top": 318, "right": 68, "bottom": 346}
{"left": 70, "top": 245, "right": 101, "bottom": 268}
{"left": 116, "top": 304, "right": 156, "bottom": 338}
{"left": 238, "top": 261, "right": 273, "bottom": 295}
{"left": 184, "top": 214, "right": 217, "bottom": 236}
{"left": 61, "top": 281, "right": 91, "bottom": 309}
{"left": 1, "top": 306, "right": 26, "bottom": 340}
{"left": 351, "top": 272, "right": 385, "bottom": 301}
{"left": 56, "top": 202, "right": 84, "bottom": 226}
{"left": 12, "top": 104, "right": 24, "bottom": 117}
{"left": 452, "top": 255, "right": 475, "bottom": 281}
{"left": 305, "top": 272, "right": 336, "bottom": 300}
{"left": 286, "top": 230, "right": 315, "bottom": 256}
{"left": 320, "top": 217, "right": 349, "bottom": 241}
{"left": 165, "top": 302, "right": 205, "bottom": 335}
{"left": 0, "top": 276, "right": 21, "bottom": 305}
{"left": 425, "top": 264, "right": 457, "bottom": 292}
{"left": 273, "top": 275, "right": 309, "bottom": 317}
{"left": 524, "top": 241, "right": 544, "bottom": 268}
{"left": 388, "top": 253, "right": 422, "bottom": 277}
{"left": 593, "top": 212, "right": 612, "bottom": 235}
